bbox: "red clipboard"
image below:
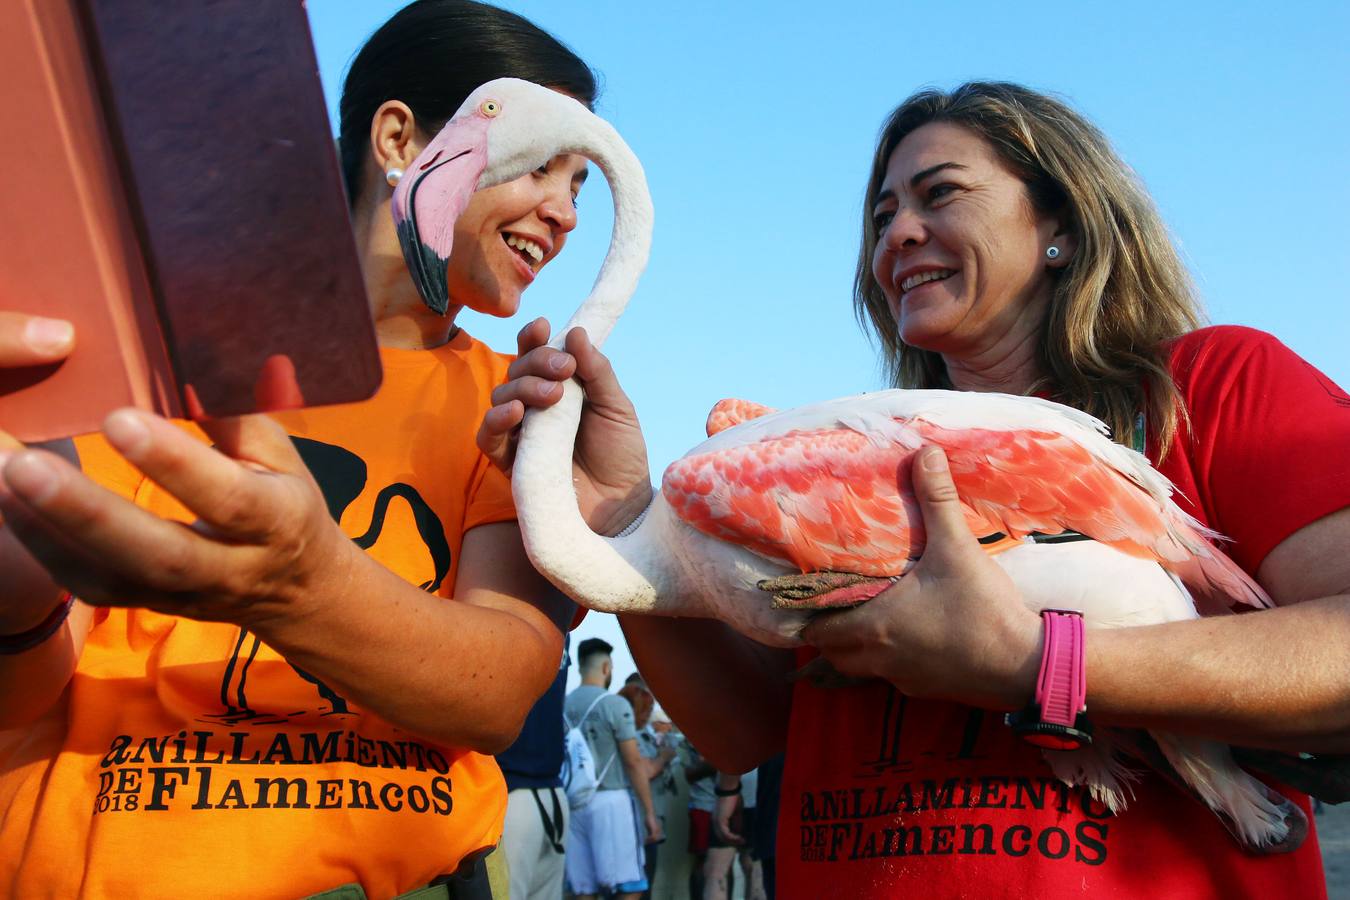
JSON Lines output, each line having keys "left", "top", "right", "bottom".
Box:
{"left": 0, "top": 0, "right": 382, "bottom": 442}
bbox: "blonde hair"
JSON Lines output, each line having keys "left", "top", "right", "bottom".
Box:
{"left": 854, "top": 82, "right": 1202, "bottom": 451}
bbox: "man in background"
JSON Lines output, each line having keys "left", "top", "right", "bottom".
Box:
{"left": 711, "top": 768, "right": 768, "bottom": 900}
{"left": 564, "top": 638, "right": 662, "bottom": 900}
{"left": 495, "top": 635, "right": 571, "bottom": 899}
{"left": 682, "top": 742, "right": 718, "bottom": 899}
{"left": 623, "top": 673, "right": 679, "bottom": 898}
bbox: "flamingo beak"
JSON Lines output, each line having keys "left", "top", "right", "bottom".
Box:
{"left": 392, "top": 126, "right": 489, "bottom": 315}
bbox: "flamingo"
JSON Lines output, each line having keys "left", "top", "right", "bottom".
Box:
{"left": 391, "top": 78, "right": 1306, "bottom": 852}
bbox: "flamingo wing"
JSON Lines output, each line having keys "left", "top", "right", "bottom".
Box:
{"left": 663, "top": 414, "right": 1270, "bottom": 611}
{"left": 664, "top": 419, "right": 939, "bottom": 576}
{"left": 390, "top": 115, "right": 491, "bottom": 314}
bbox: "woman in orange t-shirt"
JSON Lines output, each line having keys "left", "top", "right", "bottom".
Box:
{"left": 0, "top": 3, "right": 642, "bottom": 897}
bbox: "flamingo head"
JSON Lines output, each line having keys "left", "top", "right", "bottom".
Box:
{"left": 391, "top": 78, "right": 615, "bottom": 315}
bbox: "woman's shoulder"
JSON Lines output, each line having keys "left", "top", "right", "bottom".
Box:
{"left": 1164, "top": 323, "right": 1348, "bottom": 438}
{"left": 445, "top": 331, "right": 514, "bottom": 383}
{"left": 1166, "top": 324, "right": 1282, "bottom": 363}
{"left": 416, "top": 330, "right": 512, "bottom": 375}
{"left": 1164, "top": 325, "right": 1307, "bottom": 393}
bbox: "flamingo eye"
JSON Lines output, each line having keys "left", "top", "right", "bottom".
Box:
{"left": 480, "top": 100, "right": 501, "bottom": 118}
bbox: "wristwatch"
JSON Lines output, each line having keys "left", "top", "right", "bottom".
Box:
{"left": 1005, "top": 609, "right": 1093, "bottom": 751}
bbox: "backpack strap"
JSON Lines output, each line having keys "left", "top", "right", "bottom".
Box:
{"left": 594, "top": 749, "right": 618, "bottom": 787}
{"left": 571, "top": 692, "right": 623, "bottom": 788}
{"left": 568, "top": 692, "right": 609, "bottom": 730}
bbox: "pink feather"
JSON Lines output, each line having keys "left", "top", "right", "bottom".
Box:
{"left": 390, "top": 113, "right": 491, "bottom": 314}
{"left": 666, "top": 398, "right": 1271, "bottom": 615}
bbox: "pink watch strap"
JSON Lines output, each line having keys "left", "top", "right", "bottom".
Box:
{"left": 1033, "top": 609, "right": 1086, "bottom": 727}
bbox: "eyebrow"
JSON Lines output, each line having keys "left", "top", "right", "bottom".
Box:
{"left": 909, "top": 161, "right": 966, "bottom": 188}
{"left": 572, "top": 167, "right": 591, "bottom": 187}
{"left": 873, "top": 161, "right": 968, "bottom": 208}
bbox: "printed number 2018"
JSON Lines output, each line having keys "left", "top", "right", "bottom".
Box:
{"left": 94, "top": 793, "right": 140, "bottom": 813}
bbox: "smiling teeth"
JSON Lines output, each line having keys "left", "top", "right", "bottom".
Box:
{"left": 506, "top": 235, "right": 544, "bottom": 263}
{"left": 901, "top": 269, "right": 956, "bottom": 293}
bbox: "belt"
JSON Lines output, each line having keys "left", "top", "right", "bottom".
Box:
{"left": 307, "top": 886, "right": 449, "bottom": 900}
{"left": 305, "top": 853, "right": 491, "bottom": 900}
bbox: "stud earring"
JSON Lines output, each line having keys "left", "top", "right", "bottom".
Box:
{"left": 386, "top": 168, "right": 403, "bottom": 187}
{"left": 1045, "top": 246, "right": 1060, "bottom": 260}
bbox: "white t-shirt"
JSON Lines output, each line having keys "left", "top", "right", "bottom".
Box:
{"left": 564, "top": 685, "right": 636, "bottom": 792}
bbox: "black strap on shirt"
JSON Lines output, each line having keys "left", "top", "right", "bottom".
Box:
{"left": 531, "top": 787, "right": 566, "bottom": 854}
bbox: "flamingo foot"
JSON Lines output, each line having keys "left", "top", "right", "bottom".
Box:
{"left": 1231, "top": 746, "right": 1350, "bottom": 804}
{"left": 1255, "top": 788, "right": 1308, "bottom": 855}
{"left": 759, "top": 572, "right": 899, "bottom": 610}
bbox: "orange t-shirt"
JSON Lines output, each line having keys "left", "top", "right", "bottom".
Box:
{"left": 0, "top": 334, "right": 521, "bottom": 899}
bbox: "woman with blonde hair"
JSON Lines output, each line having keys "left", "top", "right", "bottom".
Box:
{"left": 481, "top": 81, "right": 1350, "bottom": 897}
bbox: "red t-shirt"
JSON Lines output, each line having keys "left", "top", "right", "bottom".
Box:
{"left": 778, "top": 326, "right": 1350, "bottom": 899}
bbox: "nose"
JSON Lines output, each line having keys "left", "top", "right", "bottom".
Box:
{"left": 880, "top": 204, "right": 926, "bottom": 252}
{"left": 538, "top": 178, "right": 578, "bottom": 235}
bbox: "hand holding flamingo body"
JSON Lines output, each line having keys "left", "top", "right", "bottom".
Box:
{"left": 523, "top": 362, "right": 1303, "bottom": 854}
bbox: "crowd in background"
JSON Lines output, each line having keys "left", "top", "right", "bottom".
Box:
{"left": 495, "top": 638, "right": 779, "bottom": 900}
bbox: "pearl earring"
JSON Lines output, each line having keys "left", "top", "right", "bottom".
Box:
{"left": 386, "top": 168, "right": 403, "bottom": 187}
{"left": 1045, "top": 246, "right": 1060, "bottom": 260}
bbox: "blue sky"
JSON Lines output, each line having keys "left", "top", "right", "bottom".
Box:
{"left": 306, "top": 1, "right": 1349, "bottom": 690}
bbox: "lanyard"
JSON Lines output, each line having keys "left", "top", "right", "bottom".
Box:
{"left": 1131, "top": 410, "right": 1147, "bottom": 455}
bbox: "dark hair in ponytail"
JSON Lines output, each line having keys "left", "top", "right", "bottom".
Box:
{"left": 337, "top": 0, "right": 597, "bottom": 207}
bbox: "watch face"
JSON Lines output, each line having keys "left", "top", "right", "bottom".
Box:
{"left": 1005, "top": 709, "right": 1094, "bottom": 752}
{"left": 1023, "top": 730, "right": 1091, "bottom": 752}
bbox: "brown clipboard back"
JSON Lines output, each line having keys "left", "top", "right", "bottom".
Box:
{"left": 0, "top": 0, "right": 382, "bottom": 442}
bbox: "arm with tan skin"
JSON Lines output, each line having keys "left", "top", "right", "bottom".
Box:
{"left": 478, "top": 319, "right": 795, "bottom": 773}
{"left": 272, "top": 519, "right": 569, "bottom": 752}
{"left": 0, "top": 312, "right": 86, "bottom": 728}
{"left": 618, "top": 736, "right": 664, "bottom": 842}
{"left": 0, "top": 408, "right": 567, "bottom": 751}
{"left": 713, "top": 772, "right": 746, "bottom": 845}
{"left": 804, "top": 447, "right": 1350, "bottom": 753}
{"left": 0, "top": 523, "right": 94, "bottom": 729}
{"left": 620, "top": 616, "right": 793, "bottom": 774}
{"left": 640, "top": 739, "right": 676, "bottom": 780}
{"left": 1085, "top": 508, "right": 1350, "bottom": 749}
{"left": 682, "top": 751, "right": 717, "bottom": 786}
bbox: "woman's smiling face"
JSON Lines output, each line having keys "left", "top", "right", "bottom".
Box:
{"left": 870, "top": 122, "right": 1064, "bottom": 358}
{"left": 446, "top": 152, "right": 589, "bottom": 318}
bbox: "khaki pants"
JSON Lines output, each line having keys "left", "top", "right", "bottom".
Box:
{"left": 499, "top": 785, "right": 568, "bottom": 899}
